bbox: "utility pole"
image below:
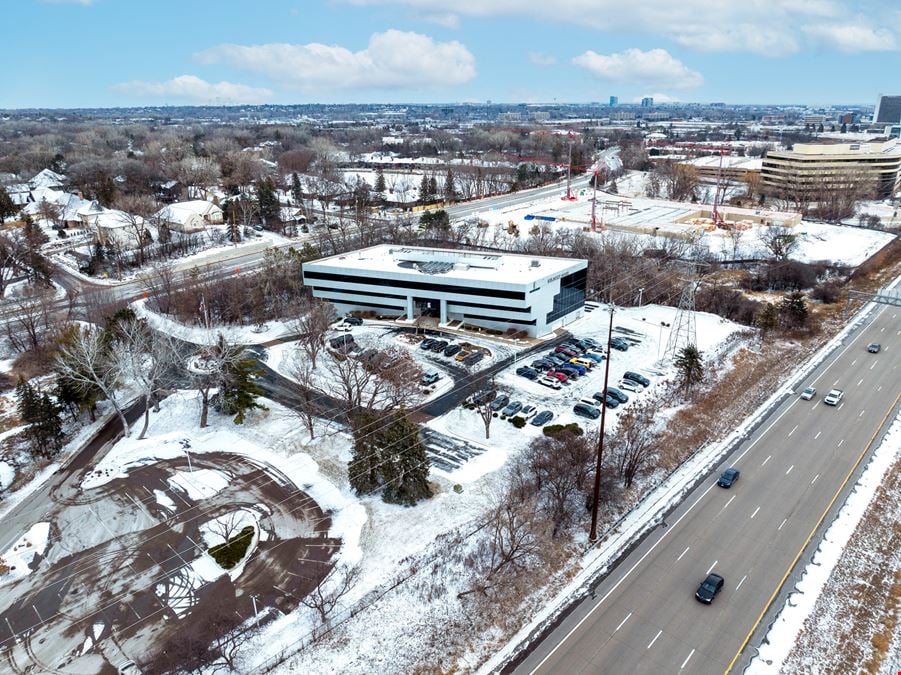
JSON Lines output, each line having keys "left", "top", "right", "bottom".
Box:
{"left": 589, "top": 302, "right": 615, "bottom": 543}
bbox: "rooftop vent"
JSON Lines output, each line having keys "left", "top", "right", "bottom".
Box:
{"left": 530, "top": 260, "right": 541, "bottom": 268}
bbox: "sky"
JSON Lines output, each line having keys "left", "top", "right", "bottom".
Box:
{"left": 3, "top": 0, "right": 900, "bottom": 109}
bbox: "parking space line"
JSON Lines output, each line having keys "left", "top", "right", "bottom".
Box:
{"left": 736, "top": 575, "right": 747, "bottom": 590}
{"left": 677, "top": 546, "right": 690, "bottom": 561}
{"left": 778, "top": 518, "right": 787, "bottom": 531}
{"left": 750, "top": 506, "right": 760, "bottom": 519}
{"left": 647, "top": 629, "right": 662, "bottom": 649}
{"left": 811, "top": 474, "right": 819, "bottom": 485}
{"left": 681, "top": 649, "right": 696, "bottom": 670}
{"left": 706, "top": 560, "right": 718, "bottom": 574}
{"left": 615, "top": 612, "right": 632, "bottom": 632}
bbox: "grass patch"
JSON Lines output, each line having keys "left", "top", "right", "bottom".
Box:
{"left": 208, "top": 526, "right": 255, "bottom": 570}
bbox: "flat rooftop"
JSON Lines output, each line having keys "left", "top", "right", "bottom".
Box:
{"left": 305, "top": 245, "right": 584, "bottom": 286}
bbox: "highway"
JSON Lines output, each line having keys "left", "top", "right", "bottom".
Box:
{"left": 513, "top": 299, "right": 900, "bottom": 675}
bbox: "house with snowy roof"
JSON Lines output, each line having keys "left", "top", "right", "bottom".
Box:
{"left": 155, "top": 200, "right": 223, "bottom": 233}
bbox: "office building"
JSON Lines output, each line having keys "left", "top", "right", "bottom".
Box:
{"left": 609, "top": 96, "right": 618, "bottom": 107}
{"left": 874, "top": 95, "right": 901, "bottom": 125}
{"left": 640, "top": 97, "right": 654, "bottom": 108}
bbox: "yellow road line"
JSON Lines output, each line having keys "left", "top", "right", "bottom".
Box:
{"left": 725, "top": 390, "right": 901, "bottom": 674}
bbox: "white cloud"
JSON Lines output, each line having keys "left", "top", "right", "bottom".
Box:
{"left": 422, "top": 12, "right": 459, "bottom": 28}
{"left": 112, "top": 75, "right": 273, "bottom": 104}
{"left": 194, "top": 30, "right": 476, "bottom": 91}
{"left": 529, "top": 51, "right": 556, "bottom": 66}
{"left": 573, "top": 48, "right": 703, "bottom": 89}
{"left": 340, "top": 0, "right": 894, "bottom": 55}
{"left": 802, "top": 22, "right": 897, "bottom": 52}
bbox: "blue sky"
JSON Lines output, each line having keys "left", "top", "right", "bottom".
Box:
{"left": 3, "top": 0, "right": 900, "bottom": 108}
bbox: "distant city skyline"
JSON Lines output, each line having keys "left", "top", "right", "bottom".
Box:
{"left": 4, "top": 0, "right": 899, "bottom": 109}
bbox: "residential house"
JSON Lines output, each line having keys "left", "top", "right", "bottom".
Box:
{"left": 155, "top": 200, "right": 224, "bottom": 233}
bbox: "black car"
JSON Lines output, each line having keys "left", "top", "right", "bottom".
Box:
{"left": 464, "top": 352, "right": 484, "bottom": 366}
{"left": 531, "top": 359, "right": 553, "bottom": 371}
{"left": 573, "top": 403, "right": 601, "bottom": 419}
{"left": 343, "top": 316, "right": 363, "bottom": 326}
{"left": 531, "top": 410, "right": 554, "bottom": 426}
{"left": 610, "top": 337, "right": 630, "bottom": 351}
{"left": 419, "top": 338, "right": 435, "bottom": 350}
{"left": 546, "top": 354, "right": 567, "bottom": 366}
{"left": 606, "top": 387, "right": 629, "bottom": 404}
{"left": 568, "top": 339, "right": 590, "bottom": 351}
{"left": 867, "top": 343, "right": 881, "bottom": 353}
{"left": 717, "top": 468, "right": 740, "bottom": 488}
{"left": 444, "top": 344, "right": 462, "bottom": 357}
{"left": 592, "top": 391, "right": 619, "bottom": 409}
{"left": 430, "top": 340, "right": 449, "bottom": 353}
{"left": 582, "top": 338, "right": 602, "bottom": 349}
{"left": 489, "top": 394, "right": 510, "bottom": 412}
{"left": 623, "top": 371, "right": 651, "bottom": 387}
{"left": 695, "top": 573, "right": 725, "bottom": 604}
{"left": 516, "top": 366, "right": 539, "bottom": 380}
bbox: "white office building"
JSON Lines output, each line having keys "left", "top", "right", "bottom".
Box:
{"left": 302, "top": 245, "right": 588, "bottom": 337}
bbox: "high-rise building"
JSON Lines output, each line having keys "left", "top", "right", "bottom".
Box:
{"left": 609, "top": 96, "right": 618, "bottom": 107}
{"left": 640, "top": 97, "right": 654, "bottom": 108}
{"left": 874, "top": 94, "right": 901, "bottom": 125}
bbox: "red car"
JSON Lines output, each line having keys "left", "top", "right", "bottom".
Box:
{"left": 554, "top": 346, "right": 579, "bottom": 357}
{"left": 546, "top": 370, "right": 568, "bottom": 383}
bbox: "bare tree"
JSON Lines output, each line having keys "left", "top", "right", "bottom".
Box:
{"left": 140, "top": 264, "right": 178, "bottom": 315}
{"left": 475, "top": 388, "right": 497, "bottom": 440}
{"left": 189, "top": 335, "right": 248, "bottom": 428}
{"left": 112, "top": 194, "right": 158, "bottom": 268}
{"left": 759, "top": 224, "right": 800, "bottom": 260}
{"left": 609, "top": 399, "right": 658, "bottom": 488}
{"left": 300, "top": 563, "right": 360, "bottom": 630}
{"left": 293, "top": 298, "right": 336, "bottom": 369}
{"left": 287, "top": 356, "right": 321, "bottom": 439}
{"left": 5, "top": 287, "right": 56, "bottom": 353}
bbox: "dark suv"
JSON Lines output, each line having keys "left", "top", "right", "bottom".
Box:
{"left": 695, "top": 573, "right": 725, "bottom": 604}
{"left": 623, "top": 371, "right": 650, "bottom": 387}
{"left": 717, "top": 468, "right": 740, "bottom": 488}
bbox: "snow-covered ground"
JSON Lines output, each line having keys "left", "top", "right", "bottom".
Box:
{"left": 747, "top": 412, "right": 901, "bottom": 673}
{"left": 791, "top": 221, "right": 896, "bottom": 266}
{"left": 0, "top": 521, "right": 50, "bottom": 587}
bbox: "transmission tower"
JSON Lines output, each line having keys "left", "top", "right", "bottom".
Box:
{"left": 664, "top": 277, "right": 700, "bottom": 360}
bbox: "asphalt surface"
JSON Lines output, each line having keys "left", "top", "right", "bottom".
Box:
{"left": 513, "top": 302, "right": 900, "bottom": 675}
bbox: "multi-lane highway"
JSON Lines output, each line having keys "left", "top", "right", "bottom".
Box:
{"left": 513, "top": 299, "right": 900, "bottom": 675}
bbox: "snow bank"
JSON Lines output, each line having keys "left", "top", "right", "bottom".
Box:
{"left": 167, "top": 468, "right": 230, "bottom": 501}
{"left": 0, "top": 521, "right": 50, "bottom": 586}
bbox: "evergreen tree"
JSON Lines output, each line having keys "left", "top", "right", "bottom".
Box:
{"left": 16, "top": 377, "right": 39, "bottom": 425}
{"left": 16, "top": 379, "right": 64, "bottom": 457}
{"left": 380, "top": 411, "right": 431, "bottom": 506}
{"left": 779, "top": 291, "right": 809, "bottom": 328}
{"left": 374, "top": 168, "right": 387, "bottom": 193}
{"left": 673, "top": 344, "right": 704, "bottom": 394}
{"left": 291, "top": 172, "right": 304, "bottom": 205}
{"left": 443, "top": 167, "right": 457, "bottom": 202}
{"left": 0, "top": 185, "right": 16, "bottom": 224}
{"left": 21, "top": 215, "right": 52, "bottom": 285}
{"left": 755, "top": 302, "right": 779, "bottom": 339}
{"left": 256, "top": 177, "right": 280, "bottom": 227}
{"left": 516, "top": 164, "right": 529, "bottom": 189}
{"left": 419, "top": 173, "right": 430, "bottom": 202}
{"left": 348, "top": 410, "right": 383, "bottom": 496}
{"left": 428, "top": 176, "right": 438, "bottom": 198}
{"left": 220, "top": 352, "right": 266, "bottom": 424}
{"left": 419, "top": 209, "right": 451, "bottom": 236}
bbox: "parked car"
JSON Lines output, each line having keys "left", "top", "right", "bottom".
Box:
{"left": 564, "top": 362, "right": 587, "bottom": 376}
{"left": 581, "top": 352, "right": 605, "bottom": 364}
{"left": 538, "top": 376, "right": 562, "bottom": 390}
{"left": 516, "top": 366, "right": 539, "bottom": 380}
{"left": 471, "top": 390, "right": 496, "bottom": 406}
{"left": 573, "top": 403, "right": 601, "bottom": 419}
{"left": 623, "top": 371, "right": 650, "bottom": 387}
{"left": 557, "top": 365, "right": 580, "bottom": 380}
{"left": 515, "top": 405, "right": 538, "bottom": 420}
{"left": 571, "top": 357, "right": 594, "bottom": 370}
{"left": 606, "top": 387, "right": 629, "bottom": 404}
{"left": 455, "top": 351, "right": 470, "bottom": 361}
{"left": 489, "top": 394, "right": 510, "bottom": 411}
{"left": 531, "top": 410, "right": 554, "bottom": 426}
{"left": 531, "top": 359, "right": 553, "bottom": 371}
{"left": 610, "top": 337, "right": 630, "bottom": 351}
{"left": 569, "top": 339, "right": 590, "bottom": 351}
{"left": 800, "top": 386, "right": 816, "bottom": 400}
{"left": 618, "top": 379, "right": 642, "bottom": 393}
{"left": 464, "top": 352, "right": 484, "bottom": 366}
{"left": 867, "top": 342, "right": 881, "bottom": 353}
{"left": 333, "top": 323, "right": 353, "bottom": 332}
{"left": 502, "top": 401, "right": 523, "bottom": 417}
{"left": 555, "top": 346, "right": 579, "bottom": 357}
{"left": 592, "top": 391, "right": 619, "bottom": 409}
{"left": 824, "top": 389, "right": 844, "bottom": 406}
{"left": 444, "top": 344, "right": 462, "bottom": 357}
{"left": 546, "top": 370, "right": 568, "bottom": 383}
{"left": 546, "top": 354, "right": 567, "bottom": 366}
{"left": 430, "top": 340, "right": 448, "bottom": 353}
{"left": 420, "top": 338, "right": 436, "bottom": 350}
{"left": 343, "top": 316, "right": 363, "bottom": 326}
{"left": 695, "top": 573, "right": 725, "bottom": 604}
{"left": 717, "top": 467, "right": 740, "bottom": 488}
{"left": 421, "top": 371, "right": 441, "bottom": 385}
{"left": 582, "top": 338, "right": 602, "bottom": 349}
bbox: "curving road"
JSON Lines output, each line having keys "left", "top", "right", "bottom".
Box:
{"left": 513, "top": 299, "right": 900, "bottom": 675}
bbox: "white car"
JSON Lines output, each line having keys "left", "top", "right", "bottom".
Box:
{"left": 618, "top": 379, "right": 642, "bottom": 393}
{"left": 538, "top": 375, "right": 562, "bottom": 390}
{"left": 333, "top": 323, "right": 353, "bottom": 332}
{"left": 823, "top": 389, "right": 844, "bottom": 406}
{"left": 514, "top": 405, "right": 538, "bottom": 420}
{"left": 800, "top": 386, "right": 816, "bottom": 400}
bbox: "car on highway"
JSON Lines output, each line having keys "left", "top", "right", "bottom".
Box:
{"left": 717, "top": 468, "right": 740, "bottom": 488}
{"left": 824, "top": 389, "right": 844, "bottom": 406}
{"left": 531, "top": 410, "right": 555, "bottom": 426}
{"left": 695, "top": 573, "right": 725, "bottom": 604}
{"left": 623, "top": 371, "right": 651, "bottom": 387}
{"left": 502, "top": 401, "right": 523, "bottom": 417}
{"left": 490, "top": 394, "right": 510, "bottom": 412}
{"left": 800, "top": 386, "right": 816, "bottom": 400}
{"left": 444, "top": 344, "right": 462, "bottom": 357}
{"left": 538, "top": 375, "right": 562, "bottom": 390}
{"left": 606, "top": 387, "right": 629, "bottom": 404}
{"left": 618, "top": 379, "right": 642, "bottom": 393}
{"left": 573, "top": 402, "right": 601, "bottom": 419}
{"left": 867, "top": 342, "right": 881, "bottom": 353}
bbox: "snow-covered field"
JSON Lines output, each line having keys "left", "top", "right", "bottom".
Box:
{"left": 792, "top": 221, "right": 896, "bottom": 266}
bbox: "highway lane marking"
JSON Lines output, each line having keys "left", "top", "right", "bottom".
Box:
{"left": 707, "top": 560, "right": 718, "bottom": 574}
{"left": 734, "top": 396, "right": 801, "bottom": 464}
{"left": 851, "top": 359, "right": 857, "bottom": 366}
{"left": 878, "top": 386, "right": 883, "bottom": 392}
{"left": 762, "top": 455, "right": 771, "bottom": 466}
{"left": 833, "top": 379, "right": 840, "bottom": 386}
{"left": 726, "top": 391, "right": 901, "bottom": 675}
{"left": 647, "top": 629, "right": 662, "bottom": 649}
{"left": 786, "top": 465, "right": 794, "bottom": 475}
{"left": 615, "top": 612, "right": 632, "bottom": 632}
{"left": 860, "top": 409, "right": 866, "bottom": 417}
{"left": 788, "top": 424, "right": 798, "bottom": 437}
{"left": 681, "top": 648, "right": 696, "bottom": 670}
{"left": 857, "top": 378, "right": 864, "bottom": 387}
{"left": 814, "top": 431, "right": 821, "bottom": 439}
{"left": 838, "top": 439, "right": 845, "bottom": 446}
{"left": 870, "top": 360, "right": 878, "bottom": 370}
{"left": 528, "top": 483, "right": 717, "bottom": 673}
{"left": 811, "top": 474, "right": 819, "bottom": 485}
{"left": 724, "top": 495, "right": 736, "bottom": 509}
{"left": 751, "top": 506, "right": 760, "bottom": 519}
{"left": 736, "top": 575, "right": 747, "bottom": 590}
{"left": 677, "top": 546, "right": 690, "bottom": 561}
{"left": 778, "top": 518, "right": 787, "bottom": 531}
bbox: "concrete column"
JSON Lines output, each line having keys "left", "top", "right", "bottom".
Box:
{"left": 440, "top": 298, "right": 448, "bottom": 324}
{"left": 406, "top": 296, "right": 414, "bottom": 321}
